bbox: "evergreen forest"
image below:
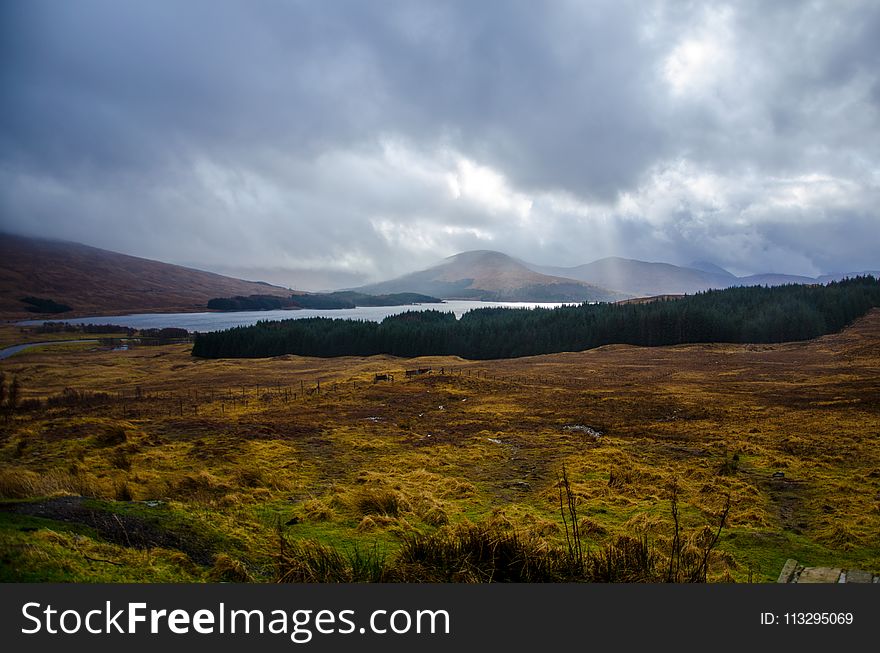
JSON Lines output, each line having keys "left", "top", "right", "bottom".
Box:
{"left": 192, "top": 277, "right": 880, "bottom": 359}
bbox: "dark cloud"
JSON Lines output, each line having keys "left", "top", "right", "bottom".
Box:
{"left": 1, "top": 0, "right": 877, "bottom": 288}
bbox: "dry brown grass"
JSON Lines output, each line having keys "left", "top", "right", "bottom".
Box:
{"left": 2, "top": 309, "right": 880, "bottom": 581}
{"left": 0, "top": 467, "right": 102, "bottom": 499}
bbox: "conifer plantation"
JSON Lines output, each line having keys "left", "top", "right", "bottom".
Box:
{"left": 193, "top": 277, "right": 880, "bottom": 359}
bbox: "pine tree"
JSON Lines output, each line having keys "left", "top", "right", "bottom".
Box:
{"left": 191, "top": 277, "right": 880, "bottom": 360}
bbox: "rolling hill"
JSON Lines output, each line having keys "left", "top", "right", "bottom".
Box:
{"left": 818, "top": 271, "right": 880, "bottom": 284}
{"left": 0, "top": 234, "right": 296, "bottom": 319}
{"left": 528, "top": 257, "right": 878, "bottom": 297}
{"left": 528, "top": 257, "right": 737, "bottom": 297}
{"left": 4, "top": 233, "right": 874, "bottom": 319}
{"left": 354, "top": 250, "right": 622, "bottom": 302}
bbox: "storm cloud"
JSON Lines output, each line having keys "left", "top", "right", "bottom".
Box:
{"left": 1, "top": 0, "right": 878, "bottom": 289}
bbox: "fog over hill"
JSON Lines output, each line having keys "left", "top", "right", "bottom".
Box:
{"left": 4, "top": 233, "right": 875, "bottom": 316}
{"left": 363, "top": 250, "right": 880, "bottom": 300}
{"left": 354, "top": 250, "right": 622, "bottom": 302}
{"left": 529, "top": 258, "right": 735, "bottom": 297}
{"left": 526, "top": 257, "right": 878, "bottom": 297}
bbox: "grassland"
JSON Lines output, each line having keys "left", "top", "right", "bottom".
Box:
{"left": 1, "top": 311, "right": 878, "bottom": 582}
{"left": 0, "top": 326, "right": 132, "bottom": 349}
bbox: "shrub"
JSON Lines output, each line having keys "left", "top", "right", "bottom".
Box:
{"left": 272, "top": 467, "right": 731, "bottom": 583}
{"left": 93, "top": 426, "right": 127, "bottom": 447}
{"left": 0, "top": 467, "right": 99, "bottom": 499}
{"left": 114, "top": 481, "right": 133, "bottom": 502}
{"left": 302, "top": 498, "right": 334, "bottom": 521}
{"left": 276, "top": 539, "right": 389, "bottom": 583}
{"left": 235, "top": 468, "right": 264, "bottom": 488}
{"left": 109, "top": 449, "right": 132, "bottom": 471}
{"left": 209, "top": 554, "right": 254, "bottom": 582}
{"left": 169, "top": 471, "right": 229, "bottom": 503}
{"left": 351, "top": 487, "right": 407, "bottom": 517}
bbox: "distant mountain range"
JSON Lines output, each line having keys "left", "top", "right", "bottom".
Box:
{"left": 527, "top": 256, "right": 878, "bottom": 297}
{"left": 360, "top": 250, "right": 879, "bottom": 301}
{"left": 354, "top": 250, "right": 623, "bottom": 302}
{"left": 2, "top": 234, "right": 876, "bottom": 318}
{"left": 527, "top": 257, "right": 736, "bottom": 297}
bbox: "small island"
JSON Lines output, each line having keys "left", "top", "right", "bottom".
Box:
{"left": 206, "top": 291, "right": 442, "bottom": 312}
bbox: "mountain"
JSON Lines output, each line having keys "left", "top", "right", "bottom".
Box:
{"left": 0, "top": 233, "right": 296, "bottom": 318}
{"left": 737, "top": 273, "right": 818, "bottom": 286}
{"left": 527, "top": 257, "right": 877, "bottom": 297}
{"left": 355, "top": 250, "right": 877, "bottom": 302}
{"left": 688, "top": 260, "right": 736, "bottom": 278}
{"left": 529, "top": 257, "right": 736, "bottom": 297}
{"left": 354, "top": 250, "right": 622, "bottom": 302}
{"left": 817, "top": 271, "right": 880, "bottom": 284}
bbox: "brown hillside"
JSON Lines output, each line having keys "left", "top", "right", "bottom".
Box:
{"left": 356, "top": 250, "right": 623, "bottom": 301}
{"left": 0, "top": 234, "right": 296, "bottom": 319}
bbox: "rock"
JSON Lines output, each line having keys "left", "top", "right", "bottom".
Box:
{"left": 563, "top": 424, "right": 603, "bottom": 440}
{"left": 798, "top": 567, "right": 842, "bottom": 583}
{"left": 844, "top": 569, "right": 873, "bottom": 583}
{"left": 777, "top": 558, "right": 799, "bottom": 583}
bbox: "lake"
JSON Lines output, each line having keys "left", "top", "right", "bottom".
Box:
{"left": 0, "top": 339, "right": 101, "bottom": 361}
{"left": 17, "top": 300, "right": 577, "bottom": 333}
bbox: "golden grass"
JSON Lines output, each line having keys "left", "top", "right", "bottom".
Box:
{"left": 2, "top": 309, "right": 880, "bottom": 581}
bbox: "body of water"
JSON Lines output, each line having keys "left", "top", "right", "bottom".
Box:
{"left": 0, "top": 339, "right": 99, "bottom": 361}
{"left": 17, "top": 300, "right": 576, "bottom": 333}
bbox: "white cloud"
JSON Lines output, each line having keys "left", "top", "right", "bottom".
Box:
{"left": 2, "top": 0, "right": 878, "bottom": 283}
{"left": 663, "top": 6, "right": 735, "bottom": 97}
{"left": 449, "top": 159, "right": 533, "bottom": 220}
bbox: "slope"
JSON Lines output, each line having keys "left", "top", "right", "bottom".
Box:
{"left": 0, "top": 234, "right": 296, "bottom": 318}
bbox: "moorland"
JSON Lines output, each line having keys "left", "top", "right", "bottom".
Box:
{"left": 1, "top": 307, "right": 878, "bottom": 582}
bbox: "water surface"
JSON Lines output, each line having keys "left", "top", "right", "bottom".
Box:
{"left": 18, "top": 300, "right": 576, "bottom": 333}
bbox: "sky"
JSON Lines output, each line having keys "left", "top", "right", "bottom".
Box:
{"left": 2, "top": 0, "right": 879, "bottom": 290}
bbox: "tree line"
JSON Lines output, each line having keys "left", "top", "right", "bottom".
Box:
{"left": 37, "top": 322, "right": 137, "bottom": 335}
{"left": 207, "top": 291, "right": 441, "bottom": 311}
{"left": 20, "top": 296, "right": 71, "bottom": 314}
{"left": 192, "top": 277, "right": 880, "bottom": 360}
